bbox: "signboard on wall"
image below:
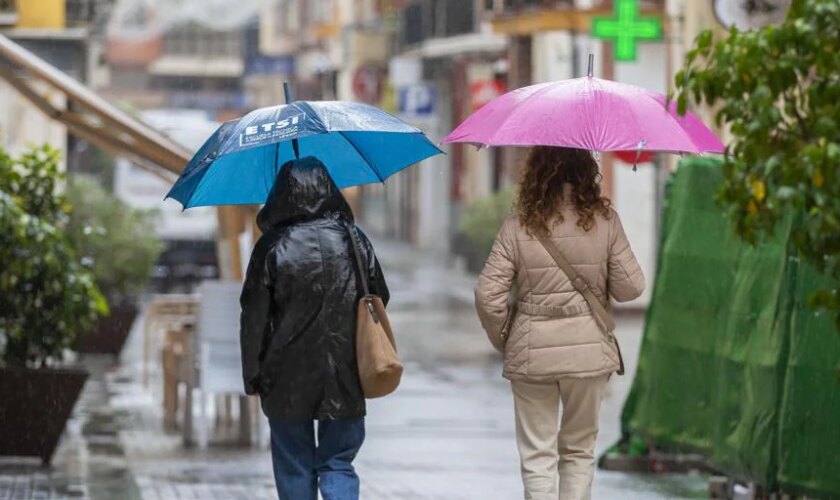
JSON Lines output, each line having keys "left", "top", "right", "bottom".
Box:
{"left": 470, "top": 79, "right": 505, "bottom": 111}
{"left": 615, "top": 150, "right": 655, "bottom": 164}
{"left": 352, "top": 64, "right": 386, "bottom": 104}
{"left": 397, "top": 83, "right": 436, "bottom": 117}
{"left": 245, "top": 54, "right": 294, "bottom": 76}
{"left": 591, "top": 0, "right": 663, "bottom": 61}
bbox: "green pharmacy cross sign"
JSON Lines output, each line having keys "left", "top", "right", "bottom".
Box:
{"left": 592, "top": 0, "right": 663, "bottom": 61}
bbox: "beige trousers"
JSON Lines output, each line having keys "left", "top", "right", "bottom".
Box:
{"left": 511, "top": 376, "right": 609, "bottom": 500}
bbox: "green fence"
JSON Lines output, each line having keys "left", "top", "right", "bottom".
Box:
{"left": 620, "top": 157, "right": 840, "bottom": 497}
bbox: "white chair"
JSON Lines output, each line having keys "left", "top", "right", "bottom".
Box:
{"left": 189, "top": 280, "right": 267, "bottom": 448}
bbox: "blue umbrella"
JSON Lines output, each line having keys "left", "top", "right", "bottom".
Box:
{"left": 166, "top": 100, "right": 442, "bottom": 208}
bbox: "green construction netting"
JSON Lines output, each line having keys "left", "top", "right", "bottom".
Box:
{"left": 619, "top": 157, "right": 840, "bottom": 497}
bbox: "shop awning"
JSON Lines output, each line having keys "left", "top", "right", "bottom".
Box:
{"left": 0, "top": 33, "right": 190, "bottom": 180}
{"left": 401, "top": 32, "right": 508, "bottom": 60}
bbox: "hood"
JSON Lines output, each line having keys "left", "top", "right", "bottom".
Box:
{"left": 257, "top": 156, "right": 354, "bottom": 231}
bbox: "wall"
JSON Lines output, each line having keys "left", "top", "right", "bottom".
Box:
{"left": 460, "top": 62, "right": 498, "bottom": 205}
{"left": 415, "top": 76, "right": 452, "bottom": 253}
{"left": 0, "top": 79, "right": 67, "bottom": 162}
{"left": 612, "top": 42, "right": 669, "bottom": 307}
{"left": 17, "top": 0, "right": 66, "bottom": 29}
{"left": 112, "top": 109, "right": 218, "bottom": 241}
{"left": 667, "top": 0, "right": 728, "bottom": 141}
{"left": 531, "top": 30, "right": 574, "bottom": 83}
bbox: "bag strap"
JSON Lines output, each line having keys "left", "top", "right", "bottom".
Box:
{"left": 536, "top": 236, "right": 615, "bottom": 333}
{"left": 346, "top": 223, "right": 370, "bottom": 297}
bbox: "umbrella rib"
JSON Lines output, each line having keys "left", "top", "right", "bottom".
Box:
{"left": 339, "top": 132, "right": 386, "bottom": 183}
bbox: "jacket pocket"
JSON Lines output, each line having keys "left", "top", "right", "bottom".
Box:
{"left": 528, "top": 342, "right": 605, "bottom": 376}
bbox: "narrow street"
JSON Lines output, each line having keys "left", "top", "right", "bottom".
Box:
{"left": 5, "top": 0, "right": 833, "bottom": 498}
{"left": 1, "top": 237, "right": 708, "bottom": 500}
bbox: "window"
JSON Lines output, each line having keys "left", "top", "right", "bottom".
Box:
{"left": 276, "top": 0, "right": 301, "bottom": 37}
{"left": 442, "top": 0, "right": 474, "bottom": 37}
{"left": 66, "top": 0, "right": 93, "bottom": 26}
{"left": 164, "top": 23, "right": 197, "bottom": 56}
{"left": 311, "top": 0, "right": 334, "bottom": 24}
{"left": 0, "top": 0, "right": 17, "bottom": 25}
{"left": 164, "top": 22, "right": 243, "bottom": 59}
{"left": 400, "top": 2, "right": 424, "bottom": 46}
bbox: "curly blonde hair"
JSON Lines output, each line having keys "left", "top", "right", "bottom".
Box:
{"left": 516, "top": 146, "right": 612, "bottom": 236}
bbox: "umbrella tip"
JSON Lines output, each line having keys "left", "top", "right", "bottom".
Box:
{"left": 587, "top": 54, "right": 594, "bottom": 78}
{"left": 283, "top": 81, "right": 293, "bottom": 104}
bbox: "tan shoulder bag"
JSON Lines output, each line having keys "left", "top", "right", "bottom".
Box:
{"left": 347, "top": 224, "right": 403, "bottom": 397}
{"left": 537, "top": 236, "right": 626, "bottom": 375}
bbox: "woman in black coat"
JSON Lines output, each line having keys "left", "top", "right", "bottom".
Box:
{"left": 239, "top": 156, "right": 388, "bottom": 500}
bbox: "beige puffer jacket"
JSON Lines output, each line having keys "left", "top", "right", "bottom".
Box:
{"left": 475, "top": 193, "right": 645, "bottom": 381}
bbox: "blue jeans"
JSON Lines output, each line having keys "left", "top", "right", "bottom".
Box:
{"left": 269, "top": 417, "right": 365, "bottom": 500}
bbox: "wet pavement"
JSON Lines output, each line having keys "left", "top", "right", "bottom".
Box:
{"left": 1, "top": 238, "right": 709, "bottom": 499}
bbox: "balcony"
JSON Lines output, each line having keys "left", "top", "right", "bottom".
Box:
{"left": 486, "top": 0, "right": 573, "bottom": 13}
{"left": 486, "top": 0, "right": 663, "bottom": 15}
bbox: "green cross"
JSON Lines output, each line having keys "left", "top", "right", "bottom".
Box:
{"left": 591, "top": 0, "right": 663, "bottom": 61}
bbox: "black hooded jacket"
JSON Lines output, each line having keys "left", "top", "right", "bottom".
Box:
{"left": 239, "top": 156, "right": 389, "bottom": 420}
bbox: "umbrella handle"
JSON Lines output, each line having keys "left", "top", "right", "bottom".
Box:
{"left": 283, "top": 81, "right": 300, "bottom": 159}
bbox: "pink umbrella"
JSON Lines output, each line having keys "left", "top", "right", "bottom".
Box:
{"left": 442, "top": 65, "right": 724, "bottom": 158}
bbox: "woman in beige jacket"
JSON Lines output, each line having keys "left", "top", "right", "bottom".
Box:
{"left": 475, "top": 146, "right": 645, "bottom": 500}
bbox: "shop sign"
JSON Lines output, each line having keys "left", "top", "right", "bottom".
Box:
{"left": 614, "top": 150, "right": 655, "bottom": 164}
{"left": 470, "top": 80, "right": 505, "bottom": 111}
{"left": 591, "top": 0, "right": 663, "bottom": 61}
{"left": 398, "top": 83, "right": 436, "bottom": 117}
{"left": 352, "top": 64, "right": 386, "bottom": 104}
{"left": 246, "top": 54, "right": 294, "bottom": 76}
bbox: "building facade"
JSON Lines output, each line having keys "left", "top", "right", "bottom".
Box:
{"left": 0, "top": 0, "right": 112, "bottom": 169}
{"left": 103, "top": 1, "right": 250, "bottom": 121}
{"left": 369, "top": 0, "right": 509, "bottom": 253}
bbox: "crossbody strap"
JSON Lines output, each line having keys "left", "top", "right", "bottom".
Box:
{"left": 347, "top": 223, "right": 383, "bottom": 323}
{"left": 536, "top": 236, "right": 616, "bottom": 333}
{"left": 346, "top": 222, "right": 370, "bottom": 297}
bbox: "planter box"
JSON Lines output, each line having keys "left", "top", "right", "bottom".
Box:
{"left": 0, "top": 366, "right": 88, "bottom": 465}
{"left": 451, "top": 232, "right": 487, "bottom": 275}
{"left": 78, "top": 302, "right": 139, "bottom": 356}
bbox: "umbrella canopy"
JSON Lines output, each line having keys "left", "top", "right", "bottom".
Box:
{"left": 442, "top": 76, "right": 724, "bottom": 155}
{"left": 167, "top": 101, "right": 442, "bottom": 208}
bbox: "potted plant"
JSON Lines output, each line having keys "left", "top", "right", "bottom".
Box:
{"left": 66, "top": 175, "right": 164, "bottom": 356}
{"left": 0, "top": 145, "right": 107, "bottom": 464}
{"left": 457, "top": 189, "right": 515, "bottom": 273}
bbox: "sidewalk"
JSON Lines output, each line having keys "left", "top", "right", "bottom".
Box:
{"left": 1, "top": 238, "right": 707, "bottom": 499}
